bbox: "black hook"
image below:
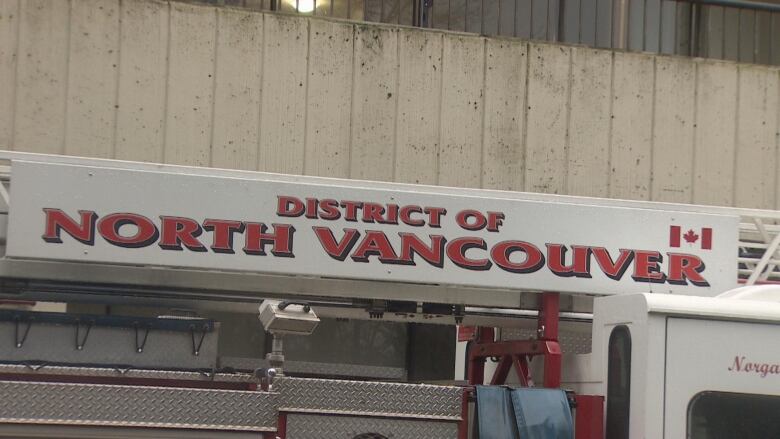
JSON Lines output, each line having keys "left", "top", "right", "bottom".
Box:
{"left": 75, "top": 319, "right": 94, "bottom": 350}
{"left": 190, "top": 325, "right": 207, "bottom": 356}
{"left": 13, "top": 315, "right": 32, "bottom": 348}
{"left": 277, "top": 300, "right": 311, "bottom": 313}
{"left": 134, "top": 322, "right": 151, "bottom": 353}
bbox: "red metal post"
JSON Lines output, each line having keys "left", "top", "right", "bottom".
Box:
{"left": 467, "top": 293, "right": 562, "bottom": 388}
{"left": 574, "top": 395, "right": 605, "bottom": 439}
{"left": 542, "top": 340, "right": 562, "bottom": 388}
{"left": 540, "top": 292, "right": 562, "bottom": 388}
{"left": 539, "top": 292, "right": 560, "bottom": 341}
{"left": 512, "top": 355, "right": 530, "bottom": 387}
{"left": 489, "top": 355, "right": 512, "bottom": 385}
{"left": 458, "top": 388, "right": 471, "bottom": 439}
{"left": 467, "top": 327, "right": 494, "bottom": 385}
{"left": 276, "top": 412, "right": 287, "bottom": 439}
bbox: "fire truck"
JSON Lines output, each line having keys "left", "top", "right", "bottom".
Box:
{"left": 0, "top": 151, "right": 778, "bottom": 438}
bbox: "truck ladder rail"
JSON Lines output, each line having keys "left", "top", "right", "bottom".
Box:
{"left": 738, "top": 216, "right": 780, "bottom": 284}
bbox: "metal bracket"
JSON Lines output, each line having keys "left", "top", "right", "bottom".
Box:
{"left": 13, "top": 315, "right": 32, "bottom": 348}
{"left": 75, "top": 319, "right": 94, "bottom": 350}
{"left": 190, "top": 324, "right": 207, "bottom": 356}
{"left": 278, "top": 300, "right": 311, "bottom": 313}
{"left": 133, "top": 322, "right": 151, "bottom": 353}
{"left": 0, "top": 181, "right": 10, "bottom": 206}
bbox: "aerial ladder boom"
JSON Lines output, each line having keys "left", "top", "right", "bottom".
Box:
{"left": 0, "top": 151, "right": 775, "bottom": 313}
{"left": 0, "top": 152, "right": 779, "bottom": 438}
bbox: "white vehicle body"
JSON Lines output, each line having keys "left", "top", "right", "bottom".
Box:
{"left": 591, "top": 291, "right": 780, "bottom": 438}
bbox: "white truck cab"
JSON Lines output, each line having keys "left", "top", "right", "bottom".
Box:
{"left": 592, "top": 290, "right": 780, "bottom": 439}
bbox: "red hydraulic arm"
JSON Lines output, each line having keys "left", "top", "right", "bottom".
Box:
{"left": 464, "top": 292, "right": 604, "bottom": 439}
{"left": 467, "top": 292, "right": 562, "bottom": 388}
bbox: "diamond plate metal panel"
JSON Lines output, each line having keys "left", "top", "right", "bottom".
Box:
{"left": 0, "top": 381, "right": 278, "bottom": 431}
{"left": 276, "top": 377, "right": 462, "bottom": 420}
{"left": 501, "top": 327, "right": 593, "bottom": 354}
{"left": 286, "top": 413, "right": 458, "bottom": 439}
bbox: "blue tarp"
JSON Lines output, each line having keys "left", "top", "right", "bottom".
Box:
{"left": 511, "top": 388, "right": 574, "bottom": 439}
{"left": 476, "top": 386, "right": 520, "bottom": 439}
{"left": 476, "top": 386, "right": 574, "bottom": 439}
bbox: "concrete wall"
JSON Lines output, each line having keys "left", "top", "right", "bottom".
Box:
{"left": 1, "top": 0, "right": 779, "bottom": 208}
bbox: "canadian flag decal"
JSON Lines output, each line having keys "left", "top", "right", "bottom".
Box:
{"left": 670, "top": 225, "right": 712, "bottom": 250}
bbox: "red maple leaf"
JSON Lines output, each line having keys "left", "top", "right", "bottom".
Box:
{"left": 683, "top": 229, "right": 699, "bottom": 244}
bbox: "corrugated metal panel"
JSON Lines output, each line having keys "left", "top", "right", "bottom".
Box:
{"left": 693, "top": 61, "right": 739, "bottom": 206}
{"left": 438, "top": 34, "right": 484, "bottom": 188}
{"left": 394, "top": 29, "right": 442, "bottom": 185}
{"left": 481, "top": 39, "right": 526, "bottom": 191}
{"left": 567, "top": 47, "right": 611, "bottom": 197}
{"left": 350, "top": 25, "right": 399, "bottom": 182}
{"left": 652, "top": 56, "right": 696, "bottom": 203}
{"left": 65, "top": 0, "right": 119, "bottom": 159}
{"left": 524, "top": 43, "right": 570, "bottom": 195}
{"left": 0, "top": 1, "right": 18, "bottom": 152}
{"left": 2, "top": 0, "right": 779, "bottom": 210}
{"left": 609, "top": 51, "right": 653, "bottom": 201}
{"left": 734, "top": 65, "right": 779, "bottom": 209}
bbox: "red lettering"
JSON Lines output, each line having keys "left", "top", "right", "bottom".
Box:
{"left": 547, "top": 244, "right": 592, "bottom": 278}
{"left": 42, "top": 209, "right": 97, "bottom": 245}
{"left": 277, "top": 196, "right": 304, "bottom": 217}
{"left": 305, "top": 198, "right": 319, "bottom": 219}
{"left": 399, "top": 206, "right": 424, "bottom": 226}
{"left": 456, "top": 210, "right": 487, "bottom": 231}
{"left": 341, "top": 201, "right": 362, "bottom": 222}
{"left": 97, "top": 213, "right": 158, "bottom": 248}
{"left": 728, "top": 356, "right": 744, "bottom": 372}
{"left": 490, "top": 241, "right": 545, "bottom": 274}
{"left": 398, "top": 233, "right": 446, "bottom": 268}
{"left": 486, "top": 212, "right": 505, "bottom": 232}
{"left": 313, "top": 227, "right": 360, "bottom": 261}
{"left": 159, "top": 216, "right": 206, "bottom": 252}
{"left": 319, "top": 199, "right": 341, "bottom": 220}
{"left": 446, "top": 237, "right": 491, "bottom": 271}
{"left": 362, "top": 203, "right": 386, "bottom": 223}
{"left": 203, "top": 219, "right": 245, "bottom": 254}
{"left": 351, "top": 231, "right": 399, "bottom": 263}
{"left": 632, "top": 250, "right": 666, "bottom": 283}
{"left": 385, "top": 204, "right": 399, "bottom": 225}
{"left": 243, "top": 223, "right": 295, "bottom": 257}
{"left": 667, "top": 253, "right": 709, "bottom": 287}
{"left": 592, "top": 248, "right": 634, "bottom": 281}
{"left": 425, "top": 207, "right": 447, "bottom": 228}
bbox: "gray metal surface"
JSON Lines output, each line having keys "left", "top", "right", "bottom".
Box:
{"left": 0, "top": 320, "right": 218, "bottom": 370}
{"left": 0, "top": 424, "right": 262, "bottom": 439}
{"left": 0, "top": 380, "right": 277, "bottom": 431}
{"left": 500, "top": 327, "right": 593, "bottom": 354}
{"left": 286, "top": 413, "right": 458, "bottom": 439}
{"left": 0, "top": 363, "right": 255, "bottom": 383}
{"left": 276, "top": 377, "right": 462, "bottom": 420}
{"left": 221, "top": 356, "right": 407, "bottom": 381}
